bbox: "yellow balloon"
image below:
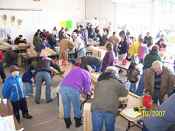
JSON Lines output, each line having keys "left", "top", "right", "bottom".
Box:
{"left": 60, "top": 21, "right": 66, "bottom": 28}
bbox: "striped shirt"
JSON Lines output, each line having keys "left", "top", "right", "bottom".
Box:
{"left": 154, "top": 74, "right": 162, "bottom": 89}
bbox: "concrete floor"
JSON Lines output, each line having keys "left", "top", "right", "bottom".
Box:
{"left": 23, "top": 97, "right": 141, "bottom": 131}
{"left": 0, "top": 82, "right": 141, "bottom": 131}
{"left": 0, "top": 66, "right": 141, "bottom": 131}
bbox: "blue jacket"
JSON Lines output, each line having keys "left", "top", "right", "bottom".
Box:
{"left": 2, "top": 75, "right": 25, "bottom": 102}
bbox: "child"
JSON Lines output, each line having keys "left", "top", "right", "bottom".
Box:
{"left": 3, "top": 65, "right": 32, "bottom": 123}
{"left": 22, "top": 66, "right": 35, "bottom": 97}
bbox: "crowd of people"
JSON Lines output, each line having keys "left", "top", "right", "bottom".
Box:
{"left": 0, "top": 21, "right": 175, "bottom": 131}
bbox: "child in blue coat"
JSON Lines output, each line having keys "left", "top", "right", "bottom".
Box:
{"left": 3, "top": 65, "right": 32, "bottom": 123}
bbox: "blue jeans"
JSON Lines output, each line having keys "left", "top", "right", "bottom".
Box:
{"left": 23, "top": 82, "right": 33, "bottom": 96}
{"left": 136, "top": 74, "right": 144, "bottom": 96}
{"left": 59, "top": 86, "right": 81, "bottom": 118}
{"left": 129, "top": 82, "right": 137, "bottom": 93}
{"left": 92, "top": 111, "right": 116, "bottom": 131}
{"left": 35, "top": 71, "right": 52, "bottom": 102}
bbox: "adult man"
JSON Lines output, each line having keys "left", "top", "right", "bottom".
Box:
{"left": 35, "top": 57, "right": 53, "bottom": 104}
{"left": 144, "top": 60, "right": 175, "bottom": 105}
{"left": 91, "top": 66, "right": 128, "bottom": 131}
{"left": 144, "top": 32, "right": 153, "bottom": 46}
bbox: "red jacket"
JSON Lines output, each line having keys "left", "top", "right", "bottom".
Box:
{"left": 0, "top": 50, "right": 4, "bottom": 62}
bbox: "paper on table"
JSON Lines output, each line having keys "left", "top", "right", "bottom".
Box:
{"left": 121, "top": 108, "right": 141, "bottom": 119}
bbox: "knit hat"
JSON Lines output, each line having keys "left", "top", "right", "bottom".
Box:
{"left": 9, "top": 65, "right": 20, "bottom": 73}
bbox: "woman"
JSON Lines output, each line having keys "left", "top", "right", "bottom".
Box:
{"left": 101, "top": 43, "right": 115, "bottom": 72}
{"left": 59, "top": 38, "right": 74, "bottom": 65}
{"left": 91, "top": 67, "right": 128, "bottom": 131}
{"left": 127, "top": 62, "right": 140, "bottom": 94}
{"left": 118, "top": 31, "right": 129, "bottom": 61}
{"left": 59, "top": 59, "right": 92, "bottom": 128}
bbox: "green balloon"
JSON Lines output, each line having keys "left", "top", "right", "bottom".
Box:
{"left": 66, "top": 20, "right": 73, "bottom": 30}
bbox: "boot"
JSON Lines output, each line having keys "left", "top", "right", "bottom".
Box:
{"left": 23, "top": 113, "right": 33, "bottom": 119}
{"left": 74, "top": 117, "right": 82, "bottom": 128}
{"left": 64, "top": 118, "right": 72, "bottom": 128}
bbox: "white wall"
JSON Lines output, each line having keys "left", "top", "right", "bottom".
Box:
{"left": 85, "top": 0, "right": 114, "bottom": 28}
{"left": 0, "top": 0, "right": 85, "bottom": 42}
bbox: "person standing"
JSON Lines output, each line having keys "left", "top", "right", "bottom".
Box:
{"left": 59, "top": 37, "right": 74, "bottom": 65}
{"left": 91, "top": 67, "right": 128, "bottom": 131}
{"left": 35, "top": 57, "right": 53, "bottom": 104}
{"left": 143, "top": 45, "right": 161, "bottom": 70}
{"left": 144, "top": 32, "right": 153, "bottom": 47}
{"left": 72, "top": 31, "right": 86, "bottom": 58}
{"left": 59, "top": 59, "right": 92, "bottom": 128}
{"left": 118, "top": 31, "right": 129, "bottom": 61}
{"left": 33, "top": 30, "right": 42, "bottom": 52}
{"left": 2, "top": 65, "right": 32, "bottom": 123}
{"left": 101, "top": 43, "right": 115, "bottom": 72}
{"left": 22, "top": 66, "right": 35, "bottom": 97}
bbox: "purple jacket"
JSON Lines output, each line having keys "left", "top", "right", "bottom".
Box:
{"left": 101, "top": 51, "right": 114, "bottom": 72}
{"left": 61, "top": 67, "right": 92, "bottom": 94}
